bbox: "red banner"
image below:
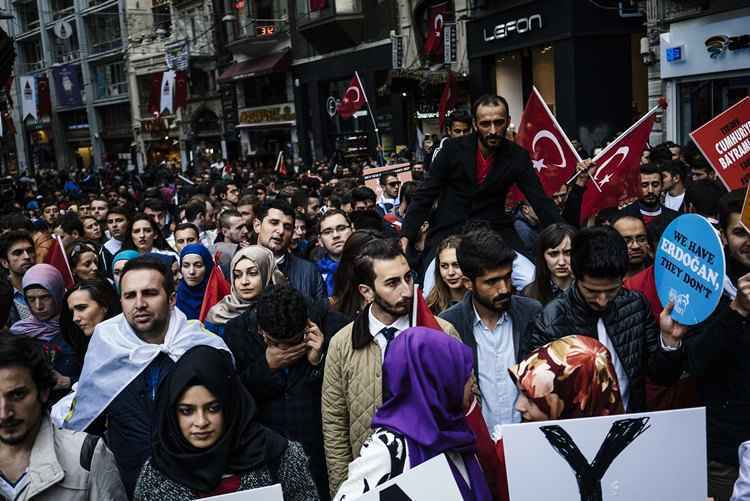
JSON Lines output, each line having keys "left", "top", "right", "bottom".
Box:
{"left": 423, "top": 1, "right": 450, "bottom": 58}
{"left": 43, "top": 236, "right": 75, "bottom": 290}
{"left": 689, "top": 96, "right": 750, "bottom": 191}
{"left": 147, "top": 72, "right": 163, "bottom": 115}
{"left": 174, "top": 71, "right": 188, "bottom": 111}
{"left": 337, "top": 73, "right": 366, "bottom": 120}
{"left": 37, "top": 76, "right": 51, "bottom": 117}
{"left": 580, "top": 108, "right": 658, "bottom": 223}
{"left": 516, "top": 87, "right": 581, "bottom": 197}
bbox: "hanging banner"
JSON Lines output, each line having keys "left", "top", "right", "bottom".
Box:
{"left": 20, "top": 76, "right": 37, "bottom": 120}
{"left": 503, "top": 408, "right": 707, "bottom": 501}
{"left": 160, "top": 69, "right": 176, "bottom": 114}
{"left": 689, "top": 96, "right": 750, "bottom": 191}
{"left": 52, "top": 64, "right": 83, "bottom": 107}
{"left": 37, "top": 76, "right": 51, "bottom": 117}
{"left": 654, "top": 214, "right": 725, "bottom": 325}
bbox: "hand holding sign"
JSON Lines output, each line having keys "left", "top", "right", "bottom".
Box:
{"left": 659, "top": 302, "right": 689, "bottom": 348}
{"left": 730, "top": 272, "right": 750, "bottom": 317}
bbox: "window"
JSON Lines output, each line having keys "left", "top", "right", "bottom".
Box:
{"left": 679, "top": 76, "right": 750, "bottom": 145}
{"left": 94, "top": 61, "right": 127, "bottom": 99}
{"left": 152, "top": 0, "right": 172, "bottom": 36}
{"left": 50, "top": 27, "right": 79, "bottom": 63}
{"left": 87, "top": 9, "right": 122, "bottom": 53}
{"left": 16, "top": 1, "right": 40, "bottom": 32}
{"left": 19, "top": 39, "right": 43, "bottom": 72}
{"left": 243, "top": 73, "right": 287, "bottom": 107}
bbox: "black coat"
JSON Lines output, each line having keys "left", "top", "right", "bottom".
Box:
{"left": 279, "top": 254, "right": 328, "bottom": 301}
{"left": 522, "top": 284, "right": 682, "bottom": 412}
{"left": 440, "top": 293, "right": 542, "bottom": 380}
{"left": 223, "top": 298, "right": 349, "bottom": 500}
{"left": 401, "top": 133, "right": 562, "bottom": 249}
{"left": 683, "top": 297, "right": 750, "bottom": 466}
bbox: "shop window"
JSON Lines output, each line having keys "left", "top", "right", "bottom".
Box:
{"left": 60, "top": 110, "right": 89, "bottom": 130}
{"left": 532, "top": 45, "right": 555, "bottom": 113}
{"left": 494, "top": 45, "right": 555, "bottom": 120}
{"left": 679, "top": 76, "right": 750, "bottom": 145}
{"left": 243, "top": 73, "right": 287, "bottom": 108}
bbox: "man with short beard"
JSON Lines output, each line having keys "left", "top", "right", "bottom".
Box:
{"left": 440, "top": 229, "right": 542, "bottom": 432}
{"left": 322, "top": 238, "right": 460, "bottom": 493}
{"left": 0, "top": 336, "right": 127, "bottom": 500}
{"left": 0, "top": 231, "right": 36, "bottom": 327}
{"left": 54, "top": 257, "right": 230, "bottom": 497}
{"left": 619, "top": 163, "right": 678, "bottom": 229}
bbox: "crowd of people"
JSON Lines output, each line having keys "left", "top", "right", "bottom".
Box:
{"left": 0, "top": 93, "right": 746, "bottom": 501}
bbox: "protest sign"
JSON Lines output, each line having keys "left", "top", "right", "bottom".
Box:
{"left": 203, "top": 483, "right": 282, "bottom": 500}
{"left": 690, "top": 96, "right": 750, "bottom": 190}
{"left": 742, "top": 186, "right": 750, "bottom": 232}
{"left": 363, "top": 163, "right": 413, "bottom": 199}
{"left": 654, "top": 214, "right": 725, "bottom": 325}
{"left": 355, "top": 453, "right": 462, "bottom": 501}
{"left": 502, "top": 407, "right": 706, "bottom": 501}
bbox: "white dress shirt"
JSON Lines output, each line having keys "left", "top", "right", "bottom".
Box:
{"left": 597, "top": 318, "right": 630, "bottom": 410}
{"left": 368, "top": 308, "right": 410, "bottom": 362}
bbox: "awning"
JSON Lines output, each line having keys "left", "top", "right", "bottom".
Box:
{"left": 218, "top": 51, "right": 290, "bottom": 82}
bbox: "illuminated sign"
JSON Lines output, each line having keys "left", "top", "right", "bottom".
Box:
{"left": 256, "top": 25, "right": 276, "bottom": 37}
{"left": 239, "top": 103, "right": 296, "bottom": 126}
{"left": 483, "top": 14, "right": 542, "bottom": 42}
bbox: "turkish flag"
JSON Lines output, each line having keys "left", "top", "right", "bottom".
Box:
{"left": 579, "top": 108, "right": 659, "bottom": 224}
{"left": 438, "top": 71, "right": 457, "bottom": 132}
{"left": 147, "top": 72, "right": 163, "bottom": 115}
{"left": 516, "top": 87, "right": 581, "bottom": 197}
{"left": 411, "top": 285, "right": 443, "bottom": 331}
{"left": 337, "top": 74, "right": 366, "bottom": 119}
{"left": 423, "top": 1, "right": 449, "bottom": 58}
{"left": 43, "top": 235, "right": 75, "bottom": 290}
{"left": 174, "top": 71, "right": 188, "bottom": 111}
{"left": 37, "top": 76, "right": 51, "bottom": 118}
{"left": 198, "top": 253, "right": 231, "bottom": 323}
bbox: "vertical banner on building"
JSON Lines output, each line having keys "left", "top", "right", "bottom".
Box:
{"left": 53, "top": 64, "right": 82, "bottom": 107}
{"left": 423, "top": 1, "right": 449, "bottom": 59}
{"left": 160, "top": 69, "right": 176, "bottom": 114}
{"left": 20, "top": 76, "right": 37, "bottom": 120}
{"left": 37, "top": 76, "right": 51, "bottom": 117}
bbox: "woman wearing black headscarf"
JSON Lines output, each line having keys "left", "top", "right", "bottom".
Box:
{"left": 133, "top": 345, "right": 319, "bottom": 501}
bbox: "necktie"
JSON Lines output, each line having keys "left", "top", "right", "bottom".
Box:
{"left": 379, "top": 326, "right": 398, "bottom": 353}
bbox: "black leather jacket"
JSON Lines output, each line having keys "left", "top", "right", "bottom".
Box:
{"left": 522, "top": 284, "right": 682, "bottom": 412}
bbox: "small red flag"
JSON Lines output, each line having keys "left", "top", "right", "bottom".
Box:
{"left": 411, "top": 285, "right": 443, "bottom": 331}
{"left": 275, "top": 151, "right": 288, "bottom": 176}
{"left": 516, "top": 86, "right": 582, "bottom": 197}
{"left": 438, "top": 71, "right": 457, "bottom": 132}
{"left": 43, "top": 235, "right": 75, "bottom": 290}
{"left": 337, "top": 73, "right": 366, "bottom": 120}
{"left": 423, "top": 1, "right": 449, "bottom": 58}
{"left": 198, "top": 254, "right": 231, "bottom": 323}
{"left": 579, "top": 108, "right": 659, "bottom": 224}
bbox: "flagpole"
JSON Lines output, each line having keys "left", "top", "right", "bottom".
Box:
{"left": 355, "top": 71, "right": 384, "bottom": 166}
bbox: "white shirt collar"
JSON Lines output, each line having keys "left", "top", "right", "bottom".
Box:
{"left": 368, "top": 306, "right": 410, "bottom": 338}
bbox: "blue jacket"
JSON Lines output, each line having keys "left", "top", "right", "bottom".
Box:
{"left": 279, "top": 253, "right": 328, "bottom": 301}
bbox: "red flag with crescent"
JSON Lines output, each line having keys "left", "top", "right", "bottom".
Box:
{"left": 516, "top": 87, "right": 582, "bottom": 198}
{"left": 337, "top": 74, "right": 366, "bottom": 120}
{"left": 579, "top": 108, "right": 659, "bottom": 224}
{"left": 424, "top": 1, "right": 449, "bottom": 58}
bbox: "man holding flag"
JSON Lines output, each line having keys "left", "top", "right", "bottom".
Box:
{"left": 322, "top": 238, "right": 460, "bottom": 493}
{"left": 401, "top": 94, "right": 562, "bottom": 266}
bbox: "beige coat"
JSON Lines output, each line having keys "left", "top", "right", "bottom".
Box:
{"left": 17, "top": 416, "right": 127, "bottom": 501}
{"left": 321, "top": 317, "right": 460, "bottom": 494}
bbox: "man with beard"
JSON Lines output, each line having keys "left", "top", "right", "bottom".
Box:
{"left": 523, "top": 226, "right": 686, "bottom": 413}
{"left": 439, "top": 229, "right": 542, "bottom": 432}
{"left": 0, "top": 336, "right": 127, "bottom": 500}
{"left": 54, "top": 257, "right": 230, "bottom": 497}
{"left": 0, "top": 231, "right": 36, "bottom": 327}
{"left": 401, "top": 94, "right": 561, "bottom": 270}
{"left": 321, "top": 238, "right": 460, "bottom": 493}
{"left": 675, "top": 189, "right": 750, "bottom": 500}
{"left": 619, "top": 163, "right": 678, "bottom": 230}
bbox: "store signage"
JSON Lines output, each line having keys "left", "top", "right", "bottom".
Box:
{"left": 483, "top": 14, "right": 542, "bottom": 42}
{"left": 239, "top": 103, "right": 295, "bottom": 126}
{"left": 665, "top": 45, "right": 684, "bottom": 63}
{"left": 54, "top": 20, "right": 73, "bottom": 40}
{"left": 326, "top": 96, "right": 338, "bottom": 118}
{"left": 391, "top": 34, "right": 404, "bottom": 69}
{"left": 705, "top": 34, "right": 750, "bottom": 58}
{"left": 256, "top": 25, "right": 276, "bottom": 37}
{"left": 444, "top": 23, "right": 457, "bottom": 64}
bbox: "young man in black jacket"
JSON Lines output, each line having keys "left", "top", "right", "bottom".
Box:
{"left": 523, "top": 225, "right": 685, "bottom": 412}
{"left": 223, "top": 285, "right": 348, "bottom": 500}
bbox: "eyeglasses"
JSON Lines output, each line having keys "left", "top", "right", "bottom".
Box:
{"left": 387, "top": 181, "right": 401, "bottom": 187}
{"left": 320, "top": 224, "right": 351, "bottom": 237}
{"left": 622, "top": 235, "right": 648, "bottom": 245}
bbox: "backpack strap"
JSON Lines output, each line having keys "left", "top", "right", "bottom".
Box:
{"left": 79, "top": 434, "right": 100, "bottom": 472}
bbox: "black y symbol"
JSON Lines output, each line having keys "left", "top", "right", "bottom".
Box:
{"left": 540, "top": 417, "right": 650, "bottom": 501}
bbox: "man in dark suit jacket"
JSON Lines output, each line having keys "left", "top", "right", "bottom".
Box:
{"left": 401, "top": 94, "right": 562, "bottom": 261}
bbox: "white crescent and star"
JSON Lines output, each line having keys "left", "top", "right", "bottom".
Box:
{"left": 343, "top": 85, "right": 360, "bottom": 105}
{"left": 531, "top": 129, "right": 567, "bottom": 173}
{"left": 593, "top": 146, "right": 630, "bottom": 188}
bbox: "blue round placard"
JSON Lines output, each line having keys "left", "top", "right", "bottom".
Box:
{"left": 654, "top": 214, "right": 725, "bottom": 325}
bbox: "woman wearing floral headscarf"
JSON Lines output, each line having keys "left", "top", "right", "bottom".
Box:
{"left": 490, "top": 335, "right": 624, "bottom": 501}
{"left": 204, "top": 246, "right": 279, "bottom": 336}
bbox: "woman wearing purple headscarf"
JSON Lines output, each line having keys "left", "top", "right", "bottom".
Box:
{"left": 334, "top": 327, "right": 492, "bottom": 501}
{"left": 9, "top": 263, "right": 80, "bottom": 390}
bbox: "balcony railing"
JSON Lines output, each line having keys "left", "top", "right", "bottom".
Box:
{"left": 96, "top": 81, "right": 128, "bottom": 99}
{"left": 54, "top": 49, "right": 80, "bottom": 63}
{"left": 90, "top": 37, "right": 123, "bottom": 54}
{"left": 51, "top": 5, "right": 74, "bottom": 20}
{"left": 20, "top": 60, "right": 44, "bottom": 73}
{"left": 19, "top": 17, "right": 41, "bottom": 32}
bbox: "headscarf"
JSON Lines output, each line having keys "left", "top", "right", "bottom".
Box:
{"left": 205, "top": 246, "right": 277, "bottom": 326}
{"left": 151, "top": 345, "right": 287, "bottom": 493}
{"left": 112, "top": 249, "right": 140, "bottom": 267}
{"left": 10, "top": 264, "right": 65, "bottom": 342}
{"left": 176, "top": 244, "right": 213, "bottom": 320}
{"left": 508, "top": 335, "right": 624, "bottom": 420}
{"left": 372, "top": 328, "right": 492, "bottom": 501}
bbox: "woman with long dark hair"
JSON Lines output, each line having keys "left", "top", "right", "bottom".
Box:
{"left": 330, "top": 229, "right": 382, "bottom": 319}
{"left": 522, "top": 223, "right": 577, "bottom": 304}
{"left": 122, "top": 213, "right": 177, "bottom": 259}
{"left": 66, "top": 239, "right": 102, "bottom": 282}
{"left": 426, "top": 235, "right": 467, "bottom": 315}
{"left": 63, "top": 278, "right": 121, "bottom": 363}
